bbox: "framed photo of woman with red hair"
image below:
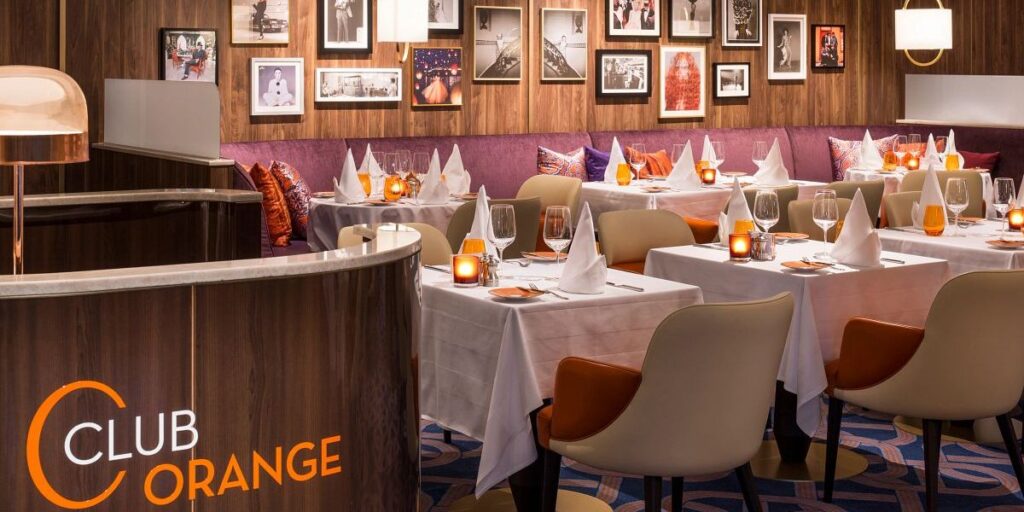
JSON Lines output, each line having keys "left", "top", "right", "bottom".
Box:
{"left": 659, "top": 46, "right": 706, "bottom": 118}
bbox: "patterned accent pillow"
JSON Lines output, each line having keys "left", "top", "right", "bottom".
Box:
{"left": 537, "top": 146, "right": 587, "bottom": 180}
{"left": 249, "top": 162, "right": 293, "bottom": 247}
{"left": 624, "top": 148, "right": 674, "bottom": 178}
{"left": 583, "top": 146, "right": 610, "bottom": 182}
{"left": 827, "top": 134, "right": 899, "bottom": 181}
{"left": 270, "top": 160, "right": 312, "bottom": 240}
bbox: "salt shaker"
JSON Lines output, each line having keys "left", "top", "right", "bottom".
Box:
{"left": 751, "top": 232, "right": 777, "bottom": 261}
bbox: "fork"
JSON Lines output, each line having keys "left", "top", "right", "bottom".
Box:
{"left": 606, "top": 281, "right": 644, "bottom": 292}
{"left": 529, "top": 283, "right": 569, "bottom": 300}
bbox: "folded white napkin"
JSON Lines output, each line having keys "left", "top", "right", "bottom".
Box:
{"left": 666, "top": 140, "right": 702, "bottom": 191}
{"left": 701, "top": 134, "right": 718, "bottom": 167}
{"left": 360, "top": 144, "right": 384, "bottom": 196}
{"left": 603, "top": 137, "right": 628, "bottom": 183}
{"left": 334, "top": 149, "right": 365, "bottom": 205}
{"left": 945, "top": 129, "right": 962, "bottom": 168}
{"left": 558, "top": 203, "right": 607, "bottom": 294}
{"left": 418, "top": 149, "right": 449, "bottom": 205}
{"left": 922, "top": 134, "right": 942, "bottom": 169}
{"left": 753, "top": 138, "right": 791, "bottom": 186}
{"left": 444, "top": 144, "right": 472, "bottom": 196}
{"left": 912, "top": 168, "right": 948, "bottom": 229}
{"left": 857, "top": 130, "right": 884, "bottom": 170}
{"left": 466, "top": 185, "right": 496, "bottom": 256}
{"left": 832, "top": 189, "right": 882, "bottom": 267}
{"left": 718, "top": 180, "right": 757, "bottom": 241}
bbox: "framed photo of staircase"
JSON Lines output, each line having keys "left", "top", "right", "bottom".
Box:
{"left": 541, "top": 9, "right": 588, "bottom": 82}
{"left": 473, "top": 6, "right": 523, "bottom": 81}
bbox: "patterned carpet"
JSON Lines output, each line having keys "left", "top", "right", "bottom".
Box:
{"left": 420, "top": 403, "right": 1024, "bottom": 511}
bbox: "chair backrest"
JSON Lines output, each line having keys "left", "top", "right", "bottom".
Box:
{"left": 883, "top": 191, "right": 921, "bottom": 228}
{"left": 445, "top": 196, "right": 542, "bottom": 257}
{"left": 554, "top": 294, "right": 794, "bottom": 476}
{"left": 516, "top": 175, "right": 583, "bottom": 221}
{"left": 787, "top": 198, "right": 853, "bottom": 242}
{"left": 899, "top": 171, "right": 985, "bottom": 218}
{"left": 338, "top": 223, "right": 452, "bottom": 265}
{"left": 730, "top": 185, "right": 799, "bottom": 232}
{"left": 597, "top": 210, "right": 695, "bottom": 266}
{"left": 827, "top": 180, "right": 885, "bottom": 224}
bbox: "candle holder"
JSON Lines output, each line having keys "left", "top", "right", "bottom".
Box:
{"left": 700, "top": 167, "right": 716, "bottom": 185}
{"left": 452, "top": 254, "right": 481, "bottom": 287}
{"left": 906, "top": 156, "right": 920, "bottom": 171}
{"left": 729, "top": 233, "right": 752, "bottom": 262}
{"left": 922, "top": 205, "right": 946, "bottom": 237}
{"left": 384, "top": 176, "right": 404, "bottom": 202}
{"left": 1008, "top": 209, "right": 1024, "bottom": 231}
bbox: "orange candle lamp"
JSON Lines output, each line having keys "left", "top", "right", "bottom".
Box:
{"left": 695, "top": 160, "right": 710, "bottom": 176}
{"left": 615, "top": 162, "right": 632, "bottom": 186}
{"left": 384, "top": 176, "right": 404, "bottom": 202}
{"left": 729, "top": 233, "right": 752, "bottom": 261}
{"left": 452, "top": 254, "right": 481, "bottom": 287}
{"left": 357, "top": 172, "right": 372, "bottom": 197}
{"left": 1008, "top": 209, "right": 1024, "bottom": 231}
{"left": 905, "top": 155, "right": 920, "bottom": 171}
{"left": 700, "top": 167, "right": 716, "bottom": 185}
{"left": 460, "top": 238, "right": 487, "bottom": 255}
{"left": 922, "top": 205, "right": 946, "bottom": 237}
{"left": 733, "top": 219, "right": 755, "bottom": 235}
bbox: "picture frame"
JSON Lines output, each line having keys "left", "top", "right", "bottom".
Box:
{"left": 412, "top": 48, "right": 464, "bottom": 107}
{"left": 315, "top": 67, "right": 402, "bottom": 103}
{"left": 606, "top": 0, "right": 661, "bottom": 38}
{"left": 595, "top": 49, "right": 651, "bottom": 98}
{"left": 429, "top": 0, "right": 464, "bottom": 34}
{"left": 669, "top": 0, "right": 713, "bottom": 39}
{"left": 231, "top": 0, "right": 289, "bottom": 45}
{"left": 540, "top": 8, "right": 588, "bottom": 82}
{"left": 768, "top": 13, "right": 807, "bottom": 80}
{"left": 712, "top": 62, "right": 750, "bottom": 99}
{"left": 251, "top": 57, "right": 304, "bottom": 116}
{"left": 659, "top": 46, "right": 706, "bottom": 119}
{"left": 159, "top": 28, "right": 219, "bottom": 85}
{"left": 319, "top": 0, "right": 372, "bottom": 53}
{"left": 721, "top": 0, "right": 761, "bottom": 47}
{"left": 812, "top": 24, "right": 846, "bottom": 69}
{"left": 473, "top": 6, "right": 523, "bottom": 81}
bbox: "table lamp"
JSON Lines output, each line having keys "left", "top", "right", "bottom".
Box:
{"left": 377, "top": 0, "right": 429, "bottom": 63}
{"left": 0, "top": 66, "right": 89, "bottom": 274}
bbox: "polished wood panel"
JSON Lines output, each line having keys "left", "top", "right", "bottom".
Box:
{"left": 63, "top": 147, "right": 235, "bottom": 192}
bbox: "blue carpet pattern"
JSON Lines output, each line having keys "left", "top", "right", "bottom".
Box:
{"left": 420, "top": 404, "right": 1024, "bottom": 511}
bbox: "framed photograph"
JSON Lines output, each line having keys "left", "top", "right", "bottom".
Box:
{"left": 473, "top": 6, "right": 523, "bottom": 81}
{"left": 768, "top": 14, "right": 807, "bottom": 80}
{"left": 812, "top": 24, "right": 845, "bottom": 69}
{"left": 596, "top": 50, "right": 651, "bottom": 98}
{"left": 713, "top": 62, "right": 750, "bottom": 98}
{"left": 721, "top": 0, "right": 761, "bottom": 47}
{"left": 659, "top": 46, "right": 706, "bottom": 119}
{"left": 412, "top": 48, "right": 463, "bottom": 107}
{"left": 607, "top": 0, "right": 660, "bottom": 38}
{"left": 670, "top": 0, "right": 713, "bottom": 38}
{"left": 429, "top": 0, "right": 463, "bottom": 34}
{"left": 232, "top": 0, "right": 289, "bottom": 44}
{"left": 315, "top": 68, "right": 401, "bottom": 103}
{"left": 541, "top": 8, "right": 587, "bottom": 82}
{"left": 251, "top": 58, "right": 304, "bottom": 116}
{"left": 159, "top": 28, "right": 218, "bottom": 84}
{"left": 319, "top": 0, "right": 372, "bottom": 53}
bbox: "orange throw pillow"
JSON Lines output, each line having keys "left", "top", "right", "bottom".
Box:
{"left": 625, "top": 148, "right": 674, "bottom": 178}
{"left": 249, "top": 162, "right": 292, "bottom": 247}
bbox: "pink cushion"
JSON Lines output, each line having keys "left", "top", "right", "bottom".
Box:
{"left": 270, "top": 161, "right": 312, "bottom": 240}
{"left": 961, "top": 150, "right": 1001, "bottom": 172}
{"left": 827, "top": 134, "right": 899, "bottom": 181}
{"left": 537, "top": 146, "right": 587, "bottom": 180}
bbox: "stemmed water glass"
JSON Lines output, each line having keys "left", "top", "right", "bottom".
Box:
{"left": 630, "top": 143, "right": 647, "bottom": 181}
{"left": 908, "top": 133, "right": 922, "bottom": 157}
{"left": 543, "top": 206, "right": 573, "bottom": 270}
{"left": 944, "top": 178, "right": 969, "bottom": 237}
{"left": 894, "top": 135, "right": 908, "bottom": 170}
{"left": 752, "top": 141, "right": 769, "bottom": 170}
{"left": 490, "top": 204, "right": 516, "bottom": 266}
{"left": 754, "top": 190, "right": 780, "bottom": 233}
{"left": 671, "top": 143, "right": 686, "bottom": 166}
{"left": 397, "top": 150, "right": 412, "bottom": 178}
{"left": 993, "top": 177, "right": 1016, "bottom": 236}
{"left": 812, "top": 189, "right": 839, "bottom": 261}
{"left": 711, "top": 141, "right": 725, "bottom": 170}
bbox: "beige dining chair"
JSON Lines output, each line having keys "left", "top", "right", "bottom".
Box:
{"left": 445, "top": 196, "right": 541, "bottom": 257}
{"left": 517, "top": 175, "right": 583, "bottom": 251}
{"left": 900, "top": 171, "right": 985, "bottom": 218}
{"left": 337, "top": 223, "right": 453, "bottom": 266}
{"left": 737, "top": 185, "right": 800, "bottom": 233}
{"left": 822, "top": 271, "right": 1024, "bottom": 512}
{"left": 883, "top": 191, "right": 921, "bottom": 228}
{"left": 536, "top": 294, "right": 794, "bottom": 512}
{"left": 597, "top": 209, "right": 695, "bottom": 274}
{"left": 787, "top": 198, "right": 853, "bottom": 242}
{"left": 827, "top": 180, "right": 885, "bottom": 225}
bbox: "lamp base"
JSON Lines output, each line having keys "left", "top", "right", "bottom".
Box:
{"left": 12, "top": 162, "right": 24, "bottom": 275}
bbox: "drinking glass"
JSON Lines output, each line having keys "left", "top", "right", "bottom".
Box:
{"left": 908, "top": 133, "right": 922, "bottom": 156}
{"left": 630, "top": 143, "right": 647, "bottom": 180}
{"left": 383, "top": 152, "right": 399, "bottom": 176}
{"left": 812, "top": 189, "right": 839, "bottom": 261}
{"left": 894, "top": 135, "right": 908, "bottom": 168}
{"left": 460, "top": 237, "right": 487, "bottom": 255}
{"left": 944, "top": 178, "right": 969, "bottom": 236}
{"left": 671, "top": 143, "right": 686, "bottom": 165}
{"left": 923, "top": 205, "right": 946, "bottom": 237}
{"left": 993, "top": 177, "right": 1016, "bottom": 233}
{"left": 751, "top": 141, "right": 769, "bottom": 169}
{"left": 945, "top": 152, "right": 961, "bottom": 171}
{"left": 711, "top": 141, "right": 725, "bottom": 169}
{"left": 490, "top": 204, "right": 516, "bottom": 265}
{"left": 414, "top": 152, "right": 430, "bottom": 177}
{"left": 753, "top": 190, "right": 780, "bottom": 233}
{"left": 543, "top": 206, "right": 573, "bottom": 270}
{"left": 397, "top": 149, "right": 412, "bottom": 177}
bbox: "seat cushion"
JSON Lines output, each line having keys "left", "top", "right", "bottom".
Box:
{"left": 270, "top": 160, "right": 312, "bottom": 240}
{"left": 537, "top": 146, "right": 587, "bottom": 180}
{"left": 584, "top": 146, "right": 610, "bottom": 182}
{"left": 249, "top": 162, "right": 292, "bottom": 247}
{"left": 827, "top": 134, "right": 899, "bottom": 181}
{"left": 625, "top": 147, "right": 673, "bottom": 178}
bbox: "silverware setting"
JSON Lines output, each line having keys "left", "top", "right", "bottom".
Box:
{"left": 695, "top": 243, "right": 728, "bottom": 251}
{"left": 425, "top": 265, "right": 451, "bottom": 274}
{"left": 607, "top": 281, "right": 645, "bottom": 292}
{"left": 528, "top": 283, "right": 569, "bottom": 300}
{"left": 881, "top": 257, "right": 906, "bottom": 264}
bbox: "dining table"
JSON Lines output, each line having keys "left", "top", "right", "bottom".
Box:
{"left": 307, "top": 195, "right": 464, "bottom": 251}
{"left": 879, "top": 220, "right": 1024, "bottom": 275}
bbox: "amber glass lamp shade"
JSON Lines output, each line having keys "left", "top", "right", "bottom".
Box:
{"left": 0, "top": 66, "right": 89, "bottom": 165}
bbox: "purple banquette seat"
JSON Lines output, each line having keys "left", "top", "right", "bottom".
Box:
{"left": 221, "top": 138, "right": 349, "bottom": 193}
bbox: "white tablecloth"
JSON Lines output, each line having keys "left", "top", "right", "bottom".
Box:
{"left": 307, "top": 197, "right": 463, "bottom": 251}
{"left": 581, "top": 180, "right": 826, "bottom": 221}
{"left": 645, "top": 243, "right": 949, "bottom": 436}
{"left": 420, "top": 263, "right": 703, "bottom": 495}
{"left": 846, "top": 169, "right": 994, "bottom": 218}
{"left": 880, "top": 221, "right": 1024, "bottom": 276}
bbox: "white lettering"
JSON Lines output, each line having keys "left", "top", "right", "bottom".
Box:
{"left": 134, "top": 413, "right": 165, "bottom": 456}
{"left": 171, "top": 410, "right": 198, "bottom": 451}
{"left": 107, "top": 419, "right": 132, "bottom": 461}
{"left": 63, "top": 422, "right": 102, "bottom": 465}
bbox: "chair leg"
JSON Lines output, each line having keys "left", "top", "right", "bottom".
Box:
{"left": 442, "top": 428, "right": 452, "bottom": 444}
{"left": 540, "top": 449, "right": 562, "bottom": 512}
{"left": 735, "top": 463, "right": 762, "bottom": 512}
{"left": 996, "top": 414, "right": 1024, "bottom": 496}
{"left": 670, "top": 477, "right": 683, "bottom": 512}
{"left": 643, "top": 476, "right": 663, "bottom": 512}
{"left": 823, "top": 397, "right": 844, "bottom": 502}
{"left": 922, "top": 419, "right": 943, "bottom": 512}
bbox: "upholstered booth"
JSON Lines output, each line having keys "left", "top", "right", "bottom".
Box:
{"left": 597, "top": 209, "right": 696, "bottom": 274}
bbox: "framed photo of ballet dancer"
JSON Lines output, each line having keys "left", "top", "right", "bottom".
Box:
{"left": 473, "top": 6, "right": 523, "bottom": 81}
{"left": 232, "top": 0, "right": 290, "bottom": 45}
{"left": 541, "top": 8, "right": 587, "bottom": 82}
{"left": 670, "top": 0, "right": 713, "bottom": 39}
{"left": 250, "top": 58, "right": 305, "bottom": 116}
{"left": 159, "top": 28, "right": 219, "bottom": 84}
{"left": 767, "top": 13, "right": 807, "bottom": 80}
{"left": 429, "top": 0, "right": 463, "bottom": 34}
{"left": 315, "top": 68, "right": 402, "bottom": 103}
{"left": 412, "top": 48, "right": 463, "bottom": 107}
{"left": 319, "top": 0, "right": 372, "bottom": 53}
{"left": 607, "top": 0, "right": 661, "bottom": 38}
{"left": 721, "top": 0, "right": 761, "bottom": 47}
{"left": 812, "top": 24, "right": 846, "bottom": 69}
{"left": 659, "top": 46, "right": 706, "bottom": 119}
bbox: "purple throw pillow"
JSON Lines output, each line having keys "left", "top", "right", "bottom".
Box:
{"left": 583, "top": 146, "right": 609, "bottom": 182}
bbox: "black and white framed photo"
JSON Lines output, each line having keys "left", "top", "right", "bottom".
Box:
{"left": 251, "top": 58, "right": 304, "bottom": 116}
{"left": 721, "top": 0, "right": 761, "bottom": 47}
{"left": 232, "top": 0, "right": 289, "bottom": 44}
{"left": 429, "top": 0, "right": 463, "bottom": 34}
{"left": 412, "top": 48, "right": 463, "bottom": 107}
{"left": 159, "top": 28, "right": 218, "bottom": 84}
{"left": 315, "top": 68, "right": 401, "bottom": 103}
{"left": 812, "top": 24, "right": 845, "bottom": 69}
{"left": 607, "top": 0, "right": 660, "bottom": 38}
{"left": 768, "top": 13, "right": 807, "bottom": 80}
{"left": 596, "top": 49, "right": 651, "bottom": 98}
{"left": 473, "top": 6, "right": 523, "bottom": 81}
{"left": 319, "top": 0, "right": 371, "bottom": 53}
{"left": 541, "top": 8, "right": 587, "bottom": 81}
{"left": 659, "top": 46, "right": 706, "bottom": 119}
{"left": 713, "top": 62, "right": 750, "bottom": 98}
{"left": 670, "top": 0, "right": 713, "bottom": 38}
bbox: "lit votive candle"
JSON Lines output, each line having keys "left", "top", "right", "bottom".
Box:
{"left": 452, "top": 254, "right": 481, "bottom": 287}
{"left": 906, "top": 156, "right": 920, "bottom": 171}
{"left": 729, "top": 233, "right": 752, "bottom": 262}
{"left": 384, "top": 176, "right": 404, "bottom": 202}
{"left": 701, "top": 167, "right": 716, "bottom": 185}
{"left": 1009, "top": 209, "right": 1024, "bottom": 231}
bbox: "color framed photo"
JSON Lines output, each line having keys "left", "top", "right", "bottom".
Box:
{"left": 541, "top": 8, "right": 587, "bottom": 82}
{"left": 670, "top": 0, "right": 713, "bottom": 38}
{"left": 232, "top": 0, "right": 289, "bottom": 44}
{"left": 721, "top": 0, "right": 761, "bottom": 47}
{"left": 768, "top": 13, "right": 807, "bottom": 80}
{"left": 812, "top": 24, "right": 845, "bottom": 69}
{"left": 251, "top": 58, "right": 304, "bottom": 116}
{"left": 315, "top": 68, "right": 401, "bottom": 103}
{"left": 596, "top": 49, "right": 651, "bottom": 98}
{"left": 607, "top": 0, "right": 661, "bottom": 38}
{"left": 429, "top": 0, "right": 463, "bottom": 34}
{"left": 659, "top": 46, "right": 706, "bottom": 119}
{"left": 713, "top": 62, "right": 750, "bottom": 98}
{"left": 319, "top": 0, "right": 372, "bottom": 53}
{"left": 473, "top": 6, "right": 523, "bottom": 81}
{"left": 159, "top": 28, "right": 218, "bottom": 84}
{"left": 412, "top": 48, "right": 464, "bottom": 107}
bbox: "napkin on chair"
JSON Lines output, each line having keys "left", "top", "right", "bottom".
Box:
{"left": 912, "top": 168, "right": 948, "bottom": 229}
{"left": 831, "top": 189, "right": 882, "bottom": 268}
{"left": 753, "top": 138, "right": 791, "bottom": 186}
{"left": 717, "top": 180, "right": 757, "bottom": 241}
{"left": 922, "top": 134, "right": 942, "bottom": 169}
{"left": 466, "top": 185, "right": 496, "bottom": 256}
{"left": 334, "top": 149, "right": 365, "bottom": 205}
{"left": 857, "top": 130, "right": 884, "bottom": 170}
{"left": 444, "top": 144, "right": 472, "bottom": 196}
{"left": 418, "top": 149, "right": 450, "bottom": 205}
{"left": 603, "top": 137, "right": 628, "bottom": 183}
{"left": 666, "top": 140, "right": 702, "bottom": 191}
{"left": 701, "top": 134, "right": 718, "bottom": 167}
{"left": 360, "top": 144, "right": 384, "bottom": 195}
{"left": 558, "top": 203, "right": 607, "bottom": 294}
{"left": 945, "top": 129, "right": 962, "bottom": 168}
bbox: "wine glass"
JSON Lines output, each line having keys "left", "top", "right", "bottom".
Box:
{"left": 414, "top": 152, "right": 430, "bottom": 177}
{"left": 543, "top": 206, "right": 573, "bottom": 270}
{"left": 754, "top": 190, "right": 780, "bottom": 233}
{"left": 383, "top": 152, "right": 399, "bottom": 176}
{"left": 490, "top": 204, "right": 516, "bottom": 266}
{"left": 944, "top": 178, "right": 969, "bottom": 237}
{"left": 752, "top": 141, "right": 769, "bottom": 170}
{"left": 397, "top": 149, "right": 412, "bottom": 178}
{"left": 894, "top": 135, "right": 908, "bottom": 169}
{"left": 671, "top": 143, "right": 686, "bottom": 165}
{"left": 812, "top": 189, "right": 839, "bottom": 261}
{"left": 908, "top": 133, "right": 922, "bottom": 157}
{"left": 711, "top": 141, "right": 725, "bottom": 170}
{"left": 993, "top": 177, "right": 1016, "bottom": 234}
{"left": 630, "top": 143, "right": 647, "bottom": 181}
